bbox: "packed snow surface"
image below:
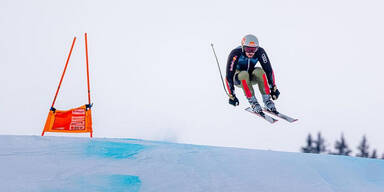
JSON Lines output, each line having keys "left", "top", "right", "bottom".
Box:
{"left": 1, "top": 135, "right": 383, "bottom": 192}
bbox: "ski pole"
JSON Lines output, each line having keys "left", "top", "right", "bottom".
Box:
{"left": 210, "top": 43, "right": 229, "bottom": 96}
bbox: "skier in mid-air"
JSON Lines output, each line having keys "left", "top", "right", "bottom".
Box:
{"left": 226, "top": 34, "right": 280, "bottom": 113}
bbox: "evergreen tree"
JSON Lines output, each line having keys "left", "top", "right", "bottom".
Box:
{"left": 331, "top": 133, "right": 351, "bottom": 156}
{"left": 301, "top": 133, "right": 315, "bottom": 153}
{"left": 370, "top": 149, "right": 377, "bottom": 159}
{"left": 313, "top": 132, "right": 326, "bottom": 154}
{"left": 356, "top": 135, "right": 369, "bottom": 158}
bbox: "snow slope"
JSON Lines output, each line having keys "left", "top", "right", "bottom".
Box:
{"left": 1, "top": 135, "right": 383, "bottom": 192}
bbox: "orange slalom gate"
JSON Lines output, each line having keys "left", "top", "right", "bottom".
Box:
{"left": 43, "top": 105, "right": 92, "bottom": 136}
{"left": 42, "top": 33, "right": 93, "bottom": 137}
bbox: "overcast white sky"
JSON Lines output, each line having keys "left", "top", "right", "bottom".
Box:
{"left": 1, "top": 0, "right": 384, "bottom": 153}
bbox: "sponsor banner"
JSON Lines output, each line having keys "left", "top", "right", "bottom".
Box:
{"left": 51, "top": 107, "right": 87, "bottom": 131}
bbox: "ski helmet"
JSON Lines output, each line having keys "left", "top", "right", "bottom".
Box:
{"left": 241, "top": 34, "right": 259, "bottom": 52}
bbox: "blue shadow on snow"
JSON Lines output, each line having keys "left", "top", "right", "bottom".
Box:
{"left": 85, "top": 140, "right": 145, "bottom": 159}
{"left": 43, "top": 175, "right": 141, "bottom": 192}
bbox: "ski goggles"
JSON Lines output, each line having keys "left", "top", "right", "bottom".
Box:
{"left": 244, "top": 46, "right": 258, "bottom": 53}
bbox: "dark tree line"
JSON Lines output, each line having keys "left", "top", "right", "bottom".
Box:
{"left": 301, "top": 132, "right": 383, "bottom": 159}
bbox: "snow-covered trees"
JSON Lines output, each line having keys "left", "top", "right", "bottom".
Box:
{"left": 301, "top": 134, "right": 315, "bottom": 153}
{"left": 331, "top": 133, "right": 352, "bottom": 156}
{"left": 301, "top": 132, "right": 326, "bottom": 154}
{"left": 301, "top": 133, "right": 381, "bottom": 159}
{"left": 356, "top": 135, "right": 369, "bottom": 158}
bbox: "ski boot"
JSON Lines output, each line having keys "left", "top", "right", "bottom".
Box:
{"left": 248, "top": 96, "right": 262, "bottom": 113}
{"left": 262, "top": 94, "right": 277, "bottom": 112}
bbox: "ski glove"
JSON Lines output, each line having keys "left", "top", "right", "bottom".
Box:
{"left": 229, "top": 94, "right": 239, "bottom": 106}
{"left": 270, "top": 86, "right": 280, "bottom": 100}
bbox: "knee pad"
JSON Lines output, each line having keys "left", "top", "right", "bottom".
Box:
{"left": 237, "top": 71, "right": 250, "bottom": 81}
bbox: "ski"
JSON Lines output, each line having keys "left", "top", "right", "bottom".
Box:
{"left": 262, "top": 108, "right": 298, "bottom": 123}
{"left": 245, "top": 107, "right": 278, "bottom": 124}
